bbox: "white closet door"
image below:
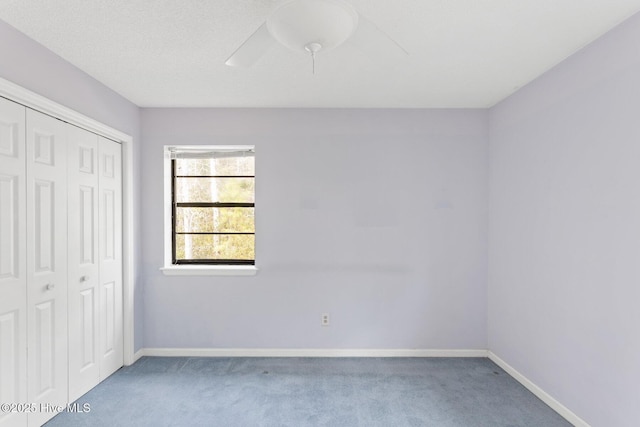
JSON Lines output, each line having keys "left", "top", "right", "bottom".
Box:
{"left": 26, "top": 109, "right": 68, "bottom": 427}
{"left": 67, "top": 126, "right": 100, "bottom": 403}
{"left": 0, "top": 98, "right": 27, "bottom": 427}
{"left": 98, "top": 137, "right": 123, "bottom": 379}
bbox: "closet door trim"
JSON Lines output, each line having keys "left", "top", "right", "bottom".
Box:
{"left": 0, "top": 76, "right": 135, "bottom": 366}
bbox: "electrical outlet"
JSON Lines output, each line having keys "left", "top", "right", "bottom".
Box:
{"left": 321, "top": 313, "right": 330, "bottom": 326}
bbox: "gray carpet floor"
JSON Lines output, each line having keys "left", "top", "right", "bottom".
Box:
{"left": 45, "top": 357, "right": 571, "bottom": 427}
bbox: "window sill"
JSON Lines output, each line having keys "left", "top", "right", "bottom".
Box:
{"left": 160, "top": 265, "right": 258, "bottom": 276}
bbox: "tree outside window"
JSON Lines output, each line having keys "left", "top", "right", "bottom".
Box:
{"left": 172, "top": 149, "right": 254, "bottom": 264}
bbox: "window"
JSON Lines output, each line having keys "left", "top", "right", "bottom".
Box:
{"left": 162, "top": 146, "right": 256, "bottom": 275}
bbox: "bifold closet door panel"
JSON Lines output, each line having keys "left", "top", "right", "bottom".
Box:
{"left": 25, "top": 109, "right": 68, "bottom": 427}
{"left": 98, "top": 137, "right": 123, "bottom": 379}
{"left": 0, "top": 98, "right": 28, "bottom": 427}
{"left": 67, "top": 126, "right": 100, "bottom": 403}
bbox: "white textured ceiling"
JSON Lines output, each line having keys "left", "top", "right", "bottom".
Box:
{"left": 1, "top": 0, "right": 639, "bottom": 108}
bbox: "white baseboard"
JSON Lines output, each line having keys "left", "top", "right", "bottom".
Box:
{"left": 132, "top": 348, "right": 145, "bottom": 364}
{"left": 488, "top": 352, "right": 590, "bottom": 427}
{"left": 140, "top": 348, "right": 488, "bottom": 358}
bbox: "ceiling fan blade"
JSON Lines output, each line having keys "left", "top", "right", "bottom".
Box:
{"left": 348, "top": 15, "right": 408, "bottom": 61}
{"left": 225, "top": 23, "right": 275, "bottom": 67}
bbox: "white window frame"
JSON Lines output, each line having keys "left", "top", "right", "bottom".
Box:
{"left": 160, "top": 145, "right": 258, "bottom": 276}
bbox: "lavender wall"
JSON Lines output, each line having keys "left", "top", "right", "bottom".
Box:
{"left": 0, "top": 19, "right": 144, "bottom": 351}
{"left": 141, "top": 108, "right": 489, "bottom": 350}
{"left": 489, "top": 12, "right": 640, "bottom": 427}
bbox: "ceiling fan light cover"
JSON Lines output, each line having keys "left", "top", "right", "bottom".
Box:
{"left": 266, "top": 0, "right": 359, "bottom": 53}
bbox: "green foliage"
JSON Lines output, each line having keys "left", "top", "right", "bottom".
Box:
{"left": 175, "top": 157, "right": 255, "bottom": 261}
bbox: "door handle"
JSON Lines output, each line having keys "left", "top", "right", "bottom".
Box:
{"left": 46, "top": 283, "right": 55, "bottom": 291}
{"left": 81, "top": 275, "right": 90, "bottom": 282}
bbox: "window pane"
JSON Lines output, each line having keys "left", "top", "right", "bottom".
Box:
{"left": 175, "top": 234, "right": 255, "bottom": 260}
{"left": 175, "top": 177, "right": 254, "bottom": 203}
{"left": 176, "top": 207, "right": 254, "bottom": 233}
{"left": 176, "top": 157, "right": 254, "bottom": 176}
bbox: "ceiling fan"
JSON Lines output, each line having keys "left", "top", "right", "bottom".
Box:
{"left": 225, "top": 0, "right": 408, "bottom": 72}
